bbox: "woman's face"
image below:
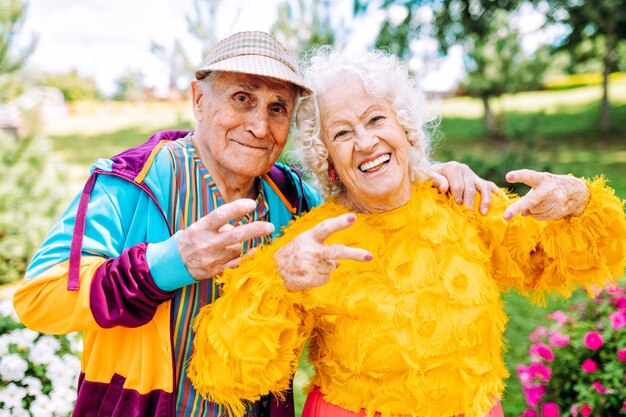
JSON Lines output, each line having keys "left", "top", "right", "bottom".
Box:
{"left": 319, "top": 75, "right": 413, "bottom": 212}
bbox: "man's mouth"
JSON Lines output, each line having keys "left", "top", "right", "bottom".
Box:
{"left": 358, "top": 153, "right": 391, "bottom": 173}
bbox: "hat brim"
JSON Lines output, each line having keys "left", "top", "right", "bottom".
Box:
{"left": 195, "top": 55, "right": 312, "bottom": 95}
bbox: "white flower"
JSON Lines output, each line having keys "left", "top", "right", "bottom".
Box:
{"left": 61, "top": 353, "right": 82, "bottom": 381}
{"left": 9, "top": 408, "right": 29, "bottom": 417}
{"left": 0, "top": 382, "right": 27, "bottom": 410}
{"left": 0, "top": 299, "right": 17, "bottom": 321}
{"left": 50, "top": 385, "right": 75, "bottom": 415}
{"left": 0, "top": 409, "right": 12, "bottom": 417}
{"left": 0, "top": 353, "right": 29, "bottom": 381}
{"left": 29, "top": 335, "right": 60, "bottom": 366}
{"left": 22, "top": 375, "right": 43, "bottom": 396}
{"left": 0, "top": 334, "right": 9, "bottom": 355}
{"left": 29, "top": 395, "right": 55, "bottom": 417}
{"left": 4, "top": 328, "right": 38, "bottom": 351}
{"left": 67, "top": 332, "right": 83, "bottom": 354}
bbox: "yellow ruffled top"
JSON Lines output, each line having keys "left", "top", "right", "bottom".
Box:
{"left": 188, "top": 178, "right": 626, "bottom": 417}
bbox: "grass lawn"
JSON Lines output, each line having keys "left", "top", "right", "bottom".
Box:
{"left": 44, "top": 81, "right": 625, "bottom": 417}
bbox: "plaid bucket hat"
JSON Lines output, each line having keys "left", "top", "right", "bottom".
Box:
{"left": 195, "top": 31, "right": 311, "bottom": 94}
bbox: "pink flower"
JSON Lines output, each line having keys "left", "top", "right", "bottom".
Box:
{"left": 521, "top": 409, "right": 538, "bottom": 417}
{"left": 580, "top": 404, "right": 593, "bottom": 417}
{"left": 529, "top": 342, "right": 555, "bottom": 361}
{"left": 547, "top": 310, "right": 570, "bottom": 327}
{"left": 609, "top": 311, "right": 626, "bottom": 330}
{"left": 549, "top": 331, "right": 570, "bottom": 348}
{"left": 581, "top": 358, "right": 598, "bottom": 373}
{"left": 570, "top": 404, "right": 578, "bottom": 416}
{"left": 517, "top": 364, "right": 532, "bottom": 386}
{"left": 542, "top": 402, "right": 559, "bottom": 417}
{"left": 592, "top": 381, "right": 609, "bottom": 394}
{"left": 528, "top": 363, "right": 551, "bottom": 381}
{"left": 614, "top": 295, "right": 626, "bottom": 310}
{"left": 529, "top": 326, "right": 549, "bottom": 342}
{"left": 584, "top": 332, "right": 604, "bottom": 350}
{"left": 522, "top": 384, "right": 546, "bottom": 406}
{"left": 618, "top": 349, "right": 626, "bottom": 361}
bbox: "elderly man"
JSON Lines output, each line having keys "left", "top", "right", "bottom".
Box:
{"left": 13, "top": 31, "right": 495, "bottom": 417}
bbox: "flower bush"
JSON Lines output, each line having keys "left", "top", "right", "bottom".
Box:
{"left": 0, "top": 299, "right": 82, "bottom": 417}
{"left": 516, "top": 284, "right": 626, "bottom": 417}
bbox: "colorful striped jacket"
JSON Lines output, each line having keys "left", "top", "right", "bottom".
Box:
{"left": 13, "top": 130, "right": 321, "bottom": 417}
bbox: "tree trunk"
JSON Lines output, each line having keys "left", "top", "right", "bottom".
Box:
{"left": 482, "top": 95, "right": 495, "bottom": 136}
{"left": 600, "top": 31, "right": 616, "bottom": 131}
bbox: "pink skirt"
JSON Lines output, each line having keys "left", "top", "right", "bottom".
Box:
{"left": 302, "top": 387, "right": 505, "bottom": 417}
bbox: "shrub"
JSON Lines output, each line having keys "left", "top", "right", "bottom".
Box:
{"left": 0, "top": 129, "right": 67, "bottom": 285}
{"left": 0, "top": 299, "right": 82, "bottom": 417}
{"left": 516, "top": 285, "right": 626, "bottom": 416}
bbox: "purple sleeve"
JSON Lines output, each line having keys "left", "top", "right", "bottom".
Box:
{"left": 90, "top": 242, "right": 175, "bottom": 328}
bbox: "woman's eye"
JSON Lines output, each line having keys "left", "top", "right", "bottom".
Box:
{"left": 334, "top": 130, "right": 349, "bottom": 140}
{"left": 369, "top": 115, "right": 385, "bottom": 124}
{"left": 270, "top": 105, "right": 286, "bottom": 115}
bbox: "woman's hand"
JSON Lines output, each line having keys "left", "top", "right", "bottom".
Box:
{"left": 430, "top": 161, "right": 500, "bottom": 215}
{"left": 273, "top": 213, "right": 373, "bottom": 291}
{"left": 503, "top": 169, "right": 590, "bottom": 221}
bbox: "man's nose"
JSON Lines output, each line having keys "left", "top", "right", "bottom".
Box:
{"left": 246, "top": 107, "right": 270, "bottom": 138}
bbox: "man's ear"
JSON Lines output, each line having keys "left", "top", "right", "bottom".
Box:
{"left": 191, "top": 80, "right": 203, "bottom": 119}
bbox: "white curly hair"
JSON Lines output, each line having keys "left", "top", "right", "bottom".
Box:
{"left": 289, "top": 46, "right": 438, "bottom": 199}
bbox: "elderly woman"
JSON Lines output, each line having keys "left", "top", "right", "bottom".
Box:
{"left": 187, "top": 48, "right": 626, "bottom": 417}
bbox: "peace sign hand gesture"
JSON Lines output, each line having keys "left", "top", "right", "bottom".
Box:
{"left": 274, "top": 213, "right": 373, "bottom": 291}
{"left": 503, "top": 169, "right": 590, "bottom": 221}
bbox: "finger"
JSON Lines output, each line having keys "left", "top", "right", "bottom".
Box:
{"left": 200, "top": 199, "right": 258, "bottom": 230}
{"left": 462, "top": 174, "right": 477, "bottom": 210}
{"left": 506, "top": 169, "right": 544, "bottom": 189}
{"left": 504, "top": 191, "right": 541, "bottom": 221}
{"left": 309, "top": 213, "right": 358, "bottom": 243}
{"left": 222, "top": 221, "right": 275, "bottom": 245}
{"left": 447, "top": 172, "right": 465, "bottom": 205}
{"left": 317, "top": 259, "right": 340, "bottom": 274}
{"left": 219, "top": 223, "right": 235, "bottom": 233}
{"left": 430, "top": 172, "right": 450, "bottom": 193}
{"left": 477, "top": 182, "right": 493, "bottom": 215}
{"left": 321, "top": 244, "right": 373, "bottom": 262}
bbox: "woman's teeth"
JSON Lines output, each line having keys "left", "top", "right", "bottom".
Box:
{"left": 359, "top": 154, "right": 391, "bottom": 172}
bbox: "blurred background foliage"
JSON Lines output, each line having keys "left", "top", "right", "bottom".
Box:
{"left": 0, "top": 0, "right": 624, "bottom": 415}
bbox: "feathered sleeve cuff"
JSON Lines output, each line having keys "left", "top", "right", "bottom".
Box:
{"left": 187, "top": 225, "right": 315, "bottom": 417}
{"left": 491, "top": 177, "right": 626, "bottom": 302}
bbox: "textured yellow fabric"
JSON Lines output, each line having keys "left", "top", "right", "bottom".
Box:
{"left": 188, "top": 178, "right": 626, "bottom": 417}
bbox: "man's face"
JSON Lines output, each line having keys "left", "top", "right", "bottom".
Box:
{"left": 192, "top": 72, "right": 297, "bottom": 181}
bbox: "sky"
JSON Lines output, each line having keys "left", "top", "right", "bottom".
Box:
{"left": 21, "top": 0, "right": 470, "bottom": 96}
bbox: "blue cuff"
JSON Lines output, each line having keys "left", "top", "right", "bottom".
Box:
{"left": 146, "top": 232, "right": 197, "bottom": 292}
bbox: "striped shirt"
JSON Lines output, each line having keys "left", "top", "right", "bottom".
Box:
{"left": 163, "top": 137, "right": 271, "bottom": 417}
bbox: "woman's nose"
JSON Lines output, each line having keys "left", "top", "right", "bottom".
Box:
{"left": 354, "top": 128, "right": 377, "bottom": 151}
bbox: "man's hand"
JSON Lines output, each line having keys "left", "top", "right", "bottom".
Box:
{"left": 178, "top": 199, "right": 275, "bottom": 280}
{"left": 430, "top": 161, "right": 500, "bottom": 215}
{"left": 274, "top": 213, "right": 373, "bottom": 291}
{"left": 503, "top": 169, "right": 590, "bottom": 221}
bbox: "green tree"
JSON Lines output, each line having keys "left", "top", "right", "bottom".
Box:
{"left": 272, "top": 0, "right": 335, "bottom": 55}
{"left": 0, "top": 0, "right": 37, "bottom": 101}
{"left": 39, "top": 70, "right": 102, "bottom": 102}
{"left": 538, "top": 0, "right": 626, "bottom": 131}
{"left": 460, "top": 11, "right": 549, "bottom": 137}
{"left": 354, "top": 1, "right": 549, "bottom": 138}
{"left": 112, "top": 70, "right": 147, "bottom": 101}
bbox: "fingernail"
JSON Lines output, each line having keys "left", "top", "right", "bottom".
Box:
{"left": 347, "top": 214, "right": 356, "bottom": 223}
{"left": 481, "top": 207, "right": 487, "bottom": 215}
{"left": 266, "top": 224, "right": 275, "bottom": 233}
{"left": 364, "top": 253, "right": 373, "bottom": 261}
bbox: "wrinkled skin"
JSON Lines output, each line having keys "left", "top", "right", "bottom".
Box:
{"left": 504, "top": 169, "right": 590, "bottom": 221}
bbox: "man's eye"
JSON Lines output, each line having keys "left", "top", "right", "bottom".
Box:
{"left": 235, "top": 94, "right": 250, "bottom": 103}
{"left": 270, "top": 105, "right": 287, "bottom": 114}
